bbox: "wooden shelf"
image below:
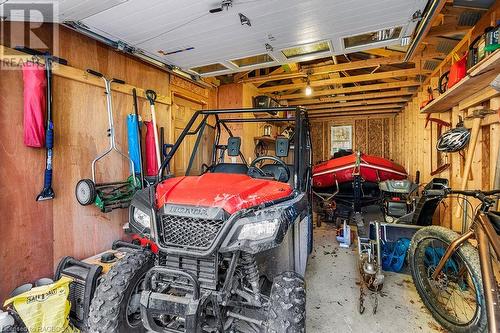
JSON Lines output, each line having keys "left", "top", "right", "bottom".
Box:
{"left": 254, "top": 136, "right": 276, "bottom": 144}
{"left": 420, "top": 49, "right": 500, "bottom": 114}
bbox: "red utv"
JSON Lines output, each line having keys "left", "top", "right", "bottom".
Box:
{"left": 87, "top": 107, "right": 313, "bottom": 333}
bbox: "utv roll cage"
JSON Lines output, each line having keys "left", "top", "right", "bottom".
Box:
{"left": 155, "top": 107, "right": 311, "bottom": 191}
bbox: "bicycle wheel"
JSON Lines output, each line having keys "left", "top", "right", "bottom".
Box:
{"left": 409, "top": 226, "right": 487, "bottom": 333}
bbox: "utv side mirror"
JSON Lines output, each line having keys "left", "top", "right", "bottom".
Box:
{"left": 227, "top": 137, "right": 241, "bottom": 157}
{"left": 275, "top": 136, "right": 289, "bottom": 157}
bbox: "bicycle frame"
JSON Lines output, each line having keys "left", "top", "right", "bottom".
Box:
{"left": 431, "top": 210, "right": 500, "bottom": 333}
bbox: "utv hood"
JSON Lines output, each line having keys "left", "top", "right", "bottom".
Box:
{"left": 156, "top": 173, "right": 293, "bottom": 214}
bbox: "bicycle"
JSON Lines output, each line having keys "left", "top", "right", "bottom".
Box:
{"left": 408, "top": 187, "right": 499, "bottom": 333}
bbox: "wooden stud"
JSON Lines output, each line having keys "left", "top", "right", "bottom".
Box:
{"left": 0, "top": 45, "right": 172, "bottom": 105}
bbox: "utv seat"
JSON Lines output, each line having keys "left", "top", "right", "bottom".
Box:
{"left": 212, "top": 163, "right": 249, "bottom": 174}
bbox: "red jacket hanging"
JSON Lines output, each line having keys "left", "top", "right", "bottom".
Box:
{"left": 23, "top": 63, "right": 47, "bottom": 148}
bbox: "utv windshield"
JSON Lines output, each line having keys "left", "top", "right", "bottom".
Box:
{"left": 158, "top": 108, "right": 311, "bottom": 191}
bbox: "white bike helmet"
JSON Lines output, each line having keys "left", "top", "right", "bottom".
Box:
{"left": 437, "top": 126, "right": 471, "bottom": 152}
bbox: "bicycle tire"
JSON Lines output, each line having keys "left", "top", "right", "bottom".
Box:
{"left": 409, "top": 226, "right": 487, "bottom": 333}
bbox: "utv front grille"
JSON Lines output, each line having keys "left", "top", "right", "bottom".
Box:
{"left": 159, "top": 215, "right": 225, "bottom": 250}
{"left": 158, "top": 253, "right": 218, "bottom": 290}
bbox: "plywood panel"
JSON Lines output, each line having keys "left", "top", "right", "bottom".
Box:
{"left": 383, "top": 118, "right": 390, "bottom": 159}
{"left": 354, "top": 119, "right": 368, "bottom": 152}
{"left": 309, "top": 115, "right": 394, "bottom": 166}
{"left": 367, "top": 119, "right": 383, "bottom": 157}
{"left": 0, "top": 69, "right": 54, "bottom": 301}
{"left": 310, "top": 121, "right": 324, "bottom": 164}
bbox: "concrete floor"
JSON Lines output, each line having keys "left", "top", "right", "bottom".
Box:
{"left": 305, "top": 222, "right": 443, "bottom": 333}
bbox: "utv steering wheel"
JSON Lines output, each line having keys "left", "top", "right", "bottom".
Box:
{"left": 249, "top": 156, "right": 290, "bottom": 182}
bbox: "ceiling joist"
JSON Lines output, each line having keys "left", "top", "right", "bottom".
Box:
{"left": 287, "top": 89, "right": 412, "bottom": 105}
{"left": 307, "top": 103, "right": 404, "bottom": 114}
{"left": 279, "top": 80, "right": 420, "bottom": 99}
{"left": 259, "top": 68, "right": 422, "bottom": 93}
{"left": 308, "top": 109, "right": 400, "bottom": 118}
{"left": 305, "top": 97, "right": 410, "bottom": 110}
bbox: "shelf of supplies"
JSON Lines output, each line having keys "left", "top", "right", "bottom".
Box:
{"left": 420, "top": 49, "right": 500, "bottom": 114}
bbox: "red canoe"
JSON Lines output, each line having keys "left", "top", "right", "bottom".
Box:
{"left": 312, "top": 152, "right": 407, "bottom": 189}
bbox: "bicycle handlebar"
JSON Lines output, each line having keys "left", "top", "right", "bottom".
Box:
{"left": 423, "top": 187, "right": 499, "bottom": 205}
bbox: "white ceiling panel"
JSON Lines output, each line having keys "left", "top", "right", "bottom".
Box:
{"left": 3, "top": 0, "right": 429, "bottom": 75}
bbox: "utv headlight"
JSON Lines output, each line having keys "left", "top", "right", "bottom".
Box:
{"left": 238, "top": 218, "right": 279, "bottom": 241}
{"left": 133, "top": 207, "right": 151, "bottom": 229}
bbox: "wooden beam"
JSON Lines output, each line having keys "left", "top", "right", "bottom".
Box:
{"left": 233, "top": 70, "right": 253, "bottom": 81}
{"left": 239, "top": 54, "right": 444, "bottom": 85}
{"left": 278, "top": 80, "right": 420, "bottom": 99}
{"left": 259, "top": 68, "right": 421, "bottom": 93}
{"left": 288, "top": 89, "right": 412, "bottom": 105}
{"left": 254, "top": 67, "right": 285, "bottom": 88}
{"left": 308, "top": 103, "right": 404, "bottom": 114}
{"left": 363, "top": 48, "right": 404, "bottom": 58}
{"left": 305, "top": 97, "right": 410, "bottom": 110}
{"left": 308, "top": 109, "right": 399, "bottom": 118}
{"left": 306, "top": 56, "right": 401, "bottom": 75}
{"left": 427, "top": 23, "right": 471, "bottom": 38}
{"left": 0, "top": 45, "right": 172, "bottom": 105}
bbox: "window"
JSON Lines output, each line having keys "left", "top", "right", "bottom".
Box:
{"left": 282, "top": 40, "right": 331, "bottom": 59}
{"left": 190, "top": 63, "right": 227, "bottom": 74}
{"left": 331, "top": 125, "right": 352, "bottom": 155}
{"left": 231, "top": 54, "right": 274, "bottom": 67}
{"left": 343, "top": 27, "right": 402, "bottom": 49}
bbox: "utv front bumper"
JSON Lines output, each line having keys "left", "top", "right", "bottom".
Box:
{"left": 140, "top": 267, "right": 204, "bottom": 333}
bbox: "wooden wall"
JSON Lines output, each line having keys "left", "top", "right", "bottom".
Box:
{"left": 310, "top": 115, "right": 395, "bottom": 164}
{"left": 217, "top": 83, "right": 261, "bottom": 161}
{"left": 392, "top": 4, "right": 500, "bottom": 231}
{"left": 393, "top": 92, "right": 499, "bottom": 230}
{"left": 0, "top": 23, "right": 215, "bottom": 301}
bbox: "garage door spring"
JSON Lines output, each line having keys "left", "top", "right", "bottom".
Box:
{"left": 241, "top": 252, "right": 260, "bottom": 295}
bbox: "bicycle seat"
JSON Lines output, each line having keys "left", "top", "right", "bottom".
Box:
{"left": 487, "top": 211, "right": 500, "bottom": 235}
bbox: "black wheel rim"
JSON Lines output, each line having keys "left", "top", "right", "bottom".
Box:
{"left": 413, "top": 237, "right": 481, "bottom": 327}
